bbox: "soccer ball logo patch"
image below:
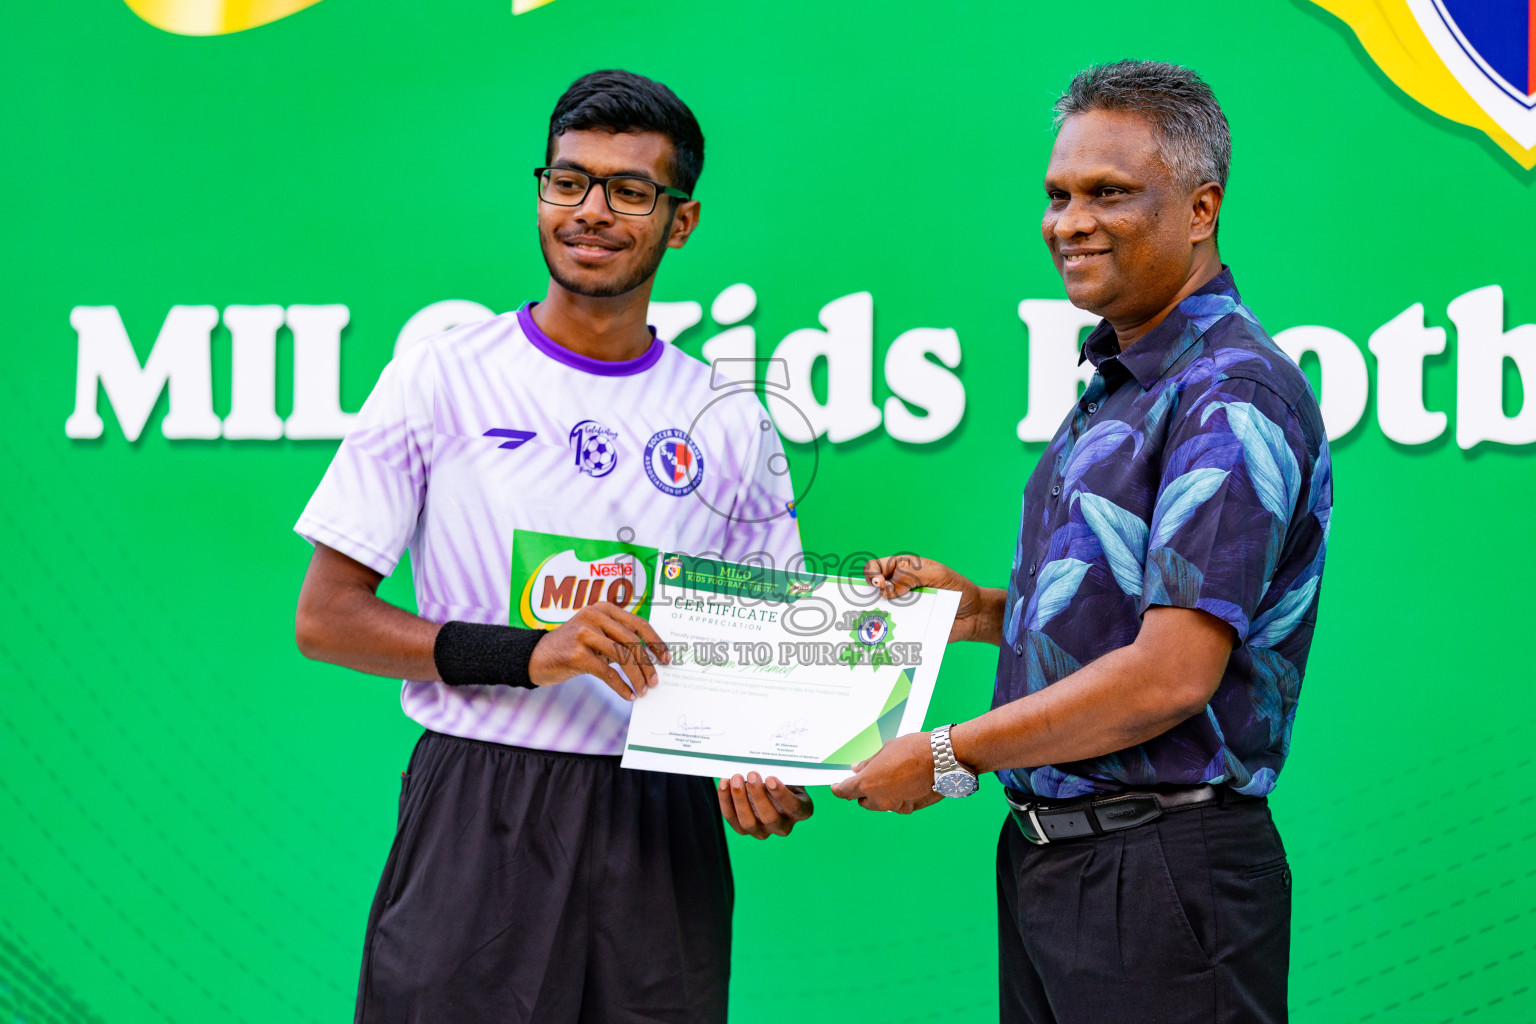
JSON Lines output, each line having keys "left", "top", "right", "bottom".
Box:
{"left": 568, "top": 420, "right": 619, "bottom": 478}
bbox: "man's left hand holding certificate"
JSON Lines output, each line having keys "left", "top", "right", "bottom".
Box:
{"left": 620, "top": 553, "right": 961, "bottom": 803}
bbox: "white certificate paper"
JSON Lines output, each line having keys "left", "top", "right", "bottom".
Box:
{"left": 621, "top": 553, "right": 961, "bottom": 786}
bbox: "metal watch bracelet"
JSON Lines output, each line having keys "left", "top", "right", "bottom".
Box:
{"left": 932, "top": 723, "right": 962, "bottom": 774}
{"left": 931, "top": 724, "right": 979, "bottom": 797}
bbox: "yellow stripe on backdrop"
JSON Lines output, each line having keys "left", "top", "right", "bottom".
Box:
{"left": 118, "top": 0, "right": 1531, "bottom": 174}
{"left": 1309, "top": 0, "right": 1536, "bottom": 169}
{"left": 122, "top": 0, "right": 559, "bottom": 34}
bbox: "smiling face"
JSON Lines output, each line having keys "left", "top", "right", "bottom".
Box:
{"left": 1041, "top": 108, "right": 1221, "bottom": 344}
{"left": 537, "top": 128, "right": 700, "bottom": 299}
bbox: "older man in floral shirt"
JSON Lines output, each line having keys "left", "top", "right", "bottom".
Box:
{"left": 835, "top": 61, "right": 1330, "bottom": 1023}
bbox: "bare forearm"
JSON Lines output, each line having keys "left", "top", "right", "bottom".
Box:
{"left": 966, "top": 587, "right": 1009, "bottom": 645}
{"left": 831, "top": 605, "right": 1234, "bottom": 813}
{"left": 949, "top": 607, "right": 1233, "bottom": 775}
{"left": 949, "top": 647, "right": 1198, "bottom": 773}
{"left": 295, "top": 546, "right": 441, "bottom": 680}
{"left": 297, "top": 587, "right": 441, "bottom": 680}
{"left": 293, "top": 542, "right": 669, "bottom": 700}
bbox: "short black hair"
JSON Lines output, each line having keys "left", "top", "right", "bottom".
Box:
{"left": 546, "top": 69, "right": 705, "bottom": 195}
{"left": 1054, "top": 60, "right": 1230, "bottom": 192}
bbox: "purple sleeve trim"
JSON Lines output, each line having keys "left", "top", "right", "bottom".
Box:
{"left": 516, "top": 303, "right": 663, "bottom": 376}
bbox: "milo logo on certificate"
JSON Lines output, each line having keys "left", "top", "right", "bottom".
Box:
{"left": 511, "top": 530, "right": 658, "bottom": 629}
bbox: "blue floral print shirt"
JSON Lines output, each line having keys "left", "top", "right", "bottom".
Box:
{"left": 995, "top": 268, "right": 1331, "bottom": 799}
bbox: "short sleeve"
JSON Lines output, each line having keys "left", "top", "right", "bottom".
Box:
{"left": 717, "top": 401, "right": 803, "bottom": 568}
{"left": 293, "top": 346, "right": 435, "bottom": 576}
{"left": 1138, "top": 376, "right": 1314, "bottom": 643}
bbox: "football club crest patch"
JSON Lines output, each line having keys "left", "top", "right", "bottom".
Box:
{"left": 663, "top": 555, "right": 683, "bottom": 581}
{"left": 644, "top": 429, "right": 705, "bottom": 496}
{"left": 1312, "top": 0, "right": 1536, "bottom": 168}
{"left": 568, "top": 420, "right": 619, "bottom": 478}
{"left": 841, "top": 609, "right": 895, "bottom": 669}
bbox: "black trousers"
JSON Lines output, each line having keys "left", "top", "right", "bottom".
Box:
{"left": 355, "top": 731, "right": 733, "bottom": 1024}
{"left": 997, "top": 796, "right": 1291, "bottom": 1024}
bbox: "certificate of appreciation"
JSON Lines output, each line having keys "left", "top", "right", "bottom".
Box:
{"left": 621, "top": 553, "right": 961, "bottom": 785}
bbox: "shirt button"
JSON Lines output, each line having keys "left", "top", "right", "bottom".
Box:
{"left": 1050, "top": 484, "right": 1060, "bottom": 497}
{"left": 1086, "top": 402, "right": 1098, "bottom": 414}
{"left": 1014, "top": 643, "right": 1024, "bottom": 657}
{"left": 1028, "top": 562, "right": 1036, "bottom": 576}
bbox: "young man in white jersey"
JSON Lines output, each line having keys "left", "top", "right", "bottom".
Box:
{"left": 293, "top": 69, "right": 814, "bottom": 1024}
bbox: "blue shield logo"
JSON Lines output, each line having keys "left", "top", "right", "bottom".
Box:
{"left": 1436, "top": 1, "right": 1534, "bottom": 103}
{"left": 1309, "top": 0, "right": 1536, "bottom": 167}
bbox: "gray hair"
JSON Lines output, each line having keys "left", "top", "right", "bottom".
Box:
{"left": 1053, "top": 60, "right": 1231, "bottom": 193}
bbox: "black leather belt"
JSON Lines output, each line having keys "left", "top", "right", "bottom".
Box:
{"left": 1004, "top": 785, "right": 1226, "bottom": 845}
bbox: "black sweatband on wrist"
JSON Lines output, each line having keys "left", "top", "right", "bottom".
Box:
{"left": 433, "top": 621, "right": 544, "bottom": 690}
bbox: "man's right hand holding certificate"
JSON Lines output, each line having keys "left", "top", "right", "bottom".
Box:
{"left": 829, "top": 552, "right": 1236, "bottom": 814}
{"left": 864, "top": 554, "right": 1006, "bottom": 646}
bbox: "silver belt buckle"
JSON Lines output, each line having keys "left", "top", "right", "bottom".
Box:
{"left": 1024, "top": 803, "right": 1050, "bottom": 845}
{"left": 1005, "top": 791, "right": 1051, "bottom": 845}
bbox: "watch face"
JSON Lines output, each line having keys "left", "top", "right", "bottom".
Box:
{"left": 935, "top": 770, "right": 978, "bottom": 798}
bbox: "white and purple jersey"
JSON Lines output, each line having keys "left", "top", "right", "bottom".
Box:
{"left": 296, "top": 303, "right": 802, "bottom": 755}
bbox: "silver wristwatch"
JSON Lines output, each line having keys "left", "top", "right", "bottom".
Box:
{"left": 931, "top": 724, "right": 979, "bottom": 798}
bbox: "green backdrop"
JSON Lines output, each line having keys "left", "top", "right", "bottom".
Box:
{"left": 3, "top": 1, "right": 1533, "bottom": 1021}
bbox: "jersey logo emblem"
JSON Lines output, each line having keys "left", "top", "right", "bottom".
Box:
{"left": 1311, "top": 0, "right": 1536, "bottom": 168}
{"left": 644, "top": 429, "right": 705, "bottom": 496}
{"left": 511, "top": 530, "right": 657, "bottom": 628}
{"left": 483, "top": 427, "right": 536, "bottom": 450}
{"left": 568, "top": 420, "right": 619, "bottom": 477}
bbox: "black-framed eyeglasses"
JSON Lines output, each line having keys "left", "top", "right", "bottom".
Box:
{"left": 533, "top": 166, "right": 690, "bottom": 217}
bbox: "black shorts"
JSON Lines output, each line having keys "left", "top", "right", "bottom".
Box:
{"left": 355, "top": 731, "right": 733, "bottom": 1024}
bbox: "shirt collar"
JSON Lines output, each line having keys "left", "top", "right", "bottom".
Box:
{"left": 517, "top": 302, "right": 663, "bottom": 377}
{"left": 1079, "top": 266, "right": 1242, "bottom": 389}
